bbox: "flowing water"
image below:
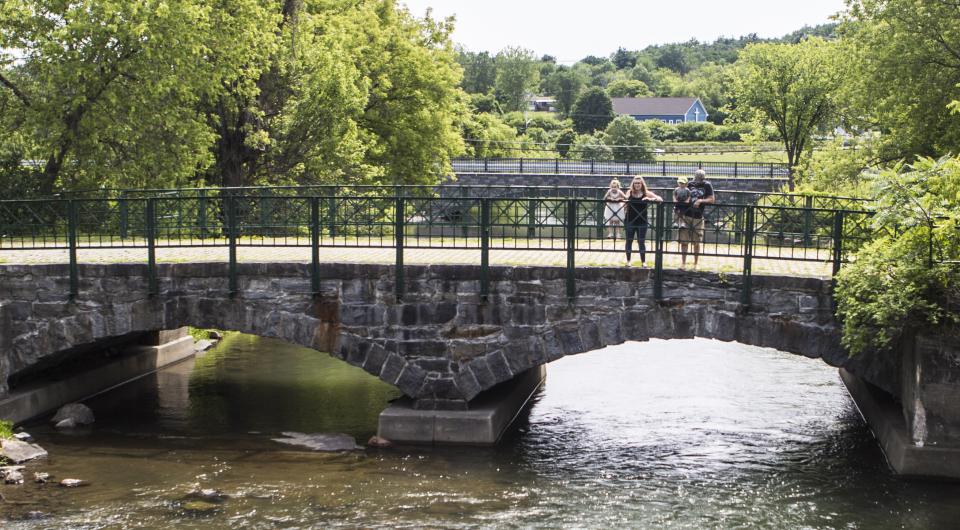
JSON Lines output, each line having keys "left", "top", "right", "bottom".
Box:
{"left": 3, "top": 334, "right": 960, "bottom": 529}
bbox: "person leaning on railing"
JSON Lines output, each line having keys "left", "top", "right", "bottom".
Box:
{"left": 603, "top": 178, "right": 627, "bottom": 239}
{"left": 624, "top": 175, "right": 663, "bottom": 267}
{"left": 673, "top": 169, "right": 715, "bottom": 269}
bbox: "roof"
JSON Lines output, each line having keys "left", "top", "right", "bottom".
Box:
{"left": 611, "top": 97, "right": 701, "bottom": 116}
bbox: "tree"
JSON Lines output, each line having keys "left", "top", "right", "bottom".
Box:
{"left": 603, "top": 116, "right": 655, "bottom": 162}
{"left": 730, "top": 38, "right": 844, "bottom": 189}
{"left": 570, "top": 88, "right": 615, "bottom": 134}
{"left": 572, "top": 132, "right": 612, "bottom": 160}
{"left": 612, "top": 47, "right": 638, "bottom": 69}
{"left": 606, "top": 79, "right": 652, "bottom": 98}
{"left": 554, "top": 129, "right": 577, "bottom": 158}
{"left": 841, "top": 0, "right": 960, "bottom": 161}
{"left": 542, "top": 68, "right": 586, "bottom": 117}
{"left": 457, "top": 49, "right": 497, "bottom": 94}
{"left": 461, "top": 113, "right": 517, "bottom": 158}
{"left": 655, "top": 44, "right": 691, "bottom": 74}
{"left": 0, "top": 0, "right": 277, "bottom": 194}
{"left": 494, "top": 46, "right": 540, "bottom": 112}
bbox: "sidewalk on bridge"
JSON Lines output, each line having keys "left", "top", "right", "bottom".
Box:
{"left": 0, "top": 246, "right": 832, "bottom": 277}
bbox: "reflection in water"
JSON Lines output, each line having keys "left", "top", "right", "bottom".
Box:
{"left": 4, "top": 336, "right": 960, "bottom": 529}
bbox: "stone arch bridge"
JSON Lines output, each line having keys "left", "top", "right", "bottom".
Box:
{"left": 1, "top": 262, "right": 847, "bottom": 411}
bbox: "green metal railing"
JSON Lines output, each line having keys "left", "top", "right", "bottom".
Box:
{"left": 1, "top": 191, "right": 880, "bottom": 305}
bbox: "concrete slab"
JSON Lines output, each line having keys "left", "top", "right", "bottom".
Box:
{"left": 841, "top": 369, "right": 960, "bottom": 480}
{"left": 379, "top": 365, "right": 545, "bottom": 445}
{"left": 0, "top": 333, "right": 197, "bottom": 424}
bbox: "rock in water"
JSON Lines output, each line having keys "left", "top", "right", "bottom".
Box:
{"left": 0, "top": 439, "right": 48, "bottom": 463}
{"left": 34, "top": 472, "right": 51, "bottom": 484}
{"left": 59, "top": 478, "right": 87, "bottom": 488}
{"left": 51, "top": 403, "right": 95, "bottom": 426}
{"left": 367, "top": 436, "right": 393, "bottom": 448}
{"left": 194, "top": 340, "right": 214, "bottom": 352}
{"left": 271, "top": 432, "right": 362, "bottom": 452}
{"left": 4, "top": 470, "right": 24, "bottom": 484}
{"left": 13, "top": 432, "right": 34, "bottom": 442}
{"left": 55, "top": 418, "right": 77, "bottom": 429}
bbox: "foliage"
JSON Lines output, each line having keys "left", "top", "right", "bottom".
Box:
{"left": 461, "top": 113, "right": 517, "bottom": 158}
{"left": 836, "top": 156, "right": 960, "bottom": 356}
{"left": 541, "top": 68, "right": 586, "bottom": 117}
{"left": 470, "top": 93, "right": 501, "bottom": 114}
{"left": 570, "top": 88, "right": 615, "bottom": 134}
{"left": 840, "top": 0, "right": 960, "bottom": 162}
{"left": 674, "top": 122, "right": 717, "bottom": 142}
{"left": 572, "top": 132, "right": 612, "bottom": 160}
{"left": 456, "top": 49, "right": 497, "bottom": 94}
{"left": 494, "top": 46, "right": 540, "bottom": 112}
{"left": 0, "top": 419, "right": 13, "bottom": 440}
{"left": 554, "top": 129, "right": 577, "bottom": 158}
{"left": 605, "top": 79, "right": 651, "bottom": 98}
{"left": 603, "top": 117, "right": 654, "bottom": 162}
{"left": 731, "top": 38, "right": 845, "bottom": 189}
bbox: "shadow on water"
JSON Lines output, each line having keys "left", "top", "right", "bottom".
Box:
{"left": 5, "top": 336, "right": 960, "bottom": 529}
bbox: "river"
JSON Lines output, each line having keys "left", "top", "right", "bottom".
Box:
{"left": 3, "top": 334, "right": 960, "bottom": 528}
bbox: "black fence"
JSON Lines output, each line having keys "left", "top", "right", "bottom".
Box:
{"left": 451, "top": 158, "right": 791, "bottom": 178}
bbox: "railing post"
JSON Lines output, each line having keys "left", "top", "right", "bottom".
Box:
{"left": 67, "top": 200, "right": 79, "bottom": 300}
{"left": 802, "top": 195, "right": 814, "bottom": 246}
{"left": 197, "top": 189, "right": 208, "bottom": 239}
{"left": 595, "top": 199, "right": 605, "bottom": 239}
{"left": 566, "top": 199, "right": 577, "bottom": 301}
{"left": 555, "top": 158, "right": 559, "bottom": 173}
{"left": 147, "top": 198, "right": 158, "bottom": 296}
{"left": 590, "top": 159, "right": 595, "bottom": 174}
{"left": 769, "top": 163, "right": 775, "bottom": 178}
{"left": 311, "top": 197, "right": 320, "bottom": 294}
{"left": 395, "top": 196, "right": 405, "bottom": 303}
{"left": 741, "top": 206, "right": 754, "bottom": 308}
{"left": 519, "top": 157, "right": 524, "bottom": 173}
{"left": 484, "top": 158, "right": 489, "bottom": 172}
{"left": 626, "top": 161, "right": 631, "bottom": 175}
{"left": 480, "top": 198, "right": 490, "bottom": 302}
{"left": 662, "top": 160, "right": 667, "bottom": 176}
{"left": 734, "top": 162, "right": 739, "bottom": 178}
{"left": 832, "top": 210, "right": 845, "bottom": 276}
{"left": 227, "top": 195, "right": 238, "bottom": 296}
{"left": 654, "top": 202, "right": 665, "bottom": 301}
{"left": 259, "top": 188, "right": 271, "bottom": 236}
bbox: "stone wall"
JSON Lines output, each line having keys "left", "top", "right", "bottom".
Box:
{"left": 450, "top": 173, "right": 788, "bottom": 194}
{"left": 0, "top": 262, "right": 847, "bottom": 410}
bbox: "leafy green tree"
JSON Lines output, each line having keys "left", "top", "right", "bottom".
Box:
{"left": 606, "top": 79, "right": 652, "bottom": 98}
{"left": 494, "top": 46, "right": 540, "bottom": 112}
{"left": 730, "top": 38, "right": 844, "bottom": 189}
{"left": 841, "top": 0, "right": 960, "bottom": 161}
{"left": 0, "top": 0, "right": 277, "bottom": 194}
{"left": 642, "top": 120, "right": 678, "bottom": 142}
{"left": 554, "top": 129, "right": 577, "bottom": 158}
{"left": 570, "top": 87, "right": 615, "bottom": 134}
{"left": 542, "top": 68, "right": 586, "bottom": 117}
{"left": 470, "top": 93, "right": 501, "bottom": 114}
{"left": 612, "top": 47, "right": 638, "bottom": 69}
{"left": 655, "top": 44, "right": 691, "bottom": 74}
{"left": 572, "top": 132, "right": 613, "bottom": 160}
{"left": 461, "top": 112, "right": 517, "bottom": 158}
{"left": 603, "top": 116, "right": 655, "bottom": 162}
{"left": 836, "top": 156, "right": 960, "bottom": 356}
{"left": 457, "top": 49, "right": 498, "bottom": 94}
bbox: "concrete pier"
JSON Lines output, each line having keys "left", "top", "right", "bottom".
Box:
{"left": 378, "top": 366, "right": 546, "bottom": 444}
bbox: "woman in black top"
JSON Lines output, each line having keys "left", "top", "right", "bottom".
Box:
{"left": 624, "top": 176, "right": 663, "bottom": 266}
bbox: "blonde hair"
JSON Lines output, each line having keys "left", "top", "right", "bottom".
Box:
{"left": 609, "top": 178, "right": 621, "bottom": 188}
{"left": 629, "top": 175, "right": 648, "bottom": 197}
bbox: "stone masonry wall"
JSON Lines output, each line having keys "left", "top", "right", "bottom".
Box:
{"left": 0, "top": 262, "right": 847, "bottom": 410}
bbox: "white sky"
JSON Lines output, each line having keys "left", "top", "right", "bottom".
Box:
{"left": 401, "top": 0, "right": 847, "bottom": 62}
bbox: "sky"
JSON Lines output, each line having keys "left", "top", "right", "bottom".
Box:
{"left": 400, "top": 0, "right": 848, "bottom": 63}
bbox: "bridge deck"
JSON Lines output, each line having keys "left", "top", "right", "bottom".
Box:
{"left": 0, "top": 244, "right": 831, "bottom": 277}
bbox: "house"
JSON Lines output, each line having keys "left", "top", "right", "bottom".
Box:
{"left": 528, "top": 96, "right": 556, "bottom": 113}
{"left": 611, "top": 97, "right": 708, "bottom": 124}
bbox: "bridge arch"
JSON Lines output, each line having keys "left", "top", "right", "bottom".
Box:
{"left": 0, "top": 262, "right": 848, "bottom": 409}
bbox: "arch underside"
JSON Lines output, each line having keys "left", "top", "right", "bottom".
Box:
{"left": 1, "top": 263, "right": 846, "bottom": 409}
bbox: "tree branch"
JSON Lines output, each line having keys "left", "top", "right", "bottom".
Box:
{"left": 0, "top": 71, "right": 31, "bottom": 107}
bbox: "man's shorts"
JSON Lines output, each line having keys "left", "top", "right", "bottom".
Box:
{"left": 678, "top": 215, "right": 705, "bottom": 243}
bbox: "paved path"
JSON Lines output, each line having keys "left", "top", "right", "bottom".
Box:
{"left": 1, "top": 242, "right": 832, "bottom": 277}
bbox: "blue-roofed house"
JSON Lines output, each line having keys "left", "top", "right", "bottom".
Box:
{"left": 611, "top": 97, "right": 709, "bottom": 124}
